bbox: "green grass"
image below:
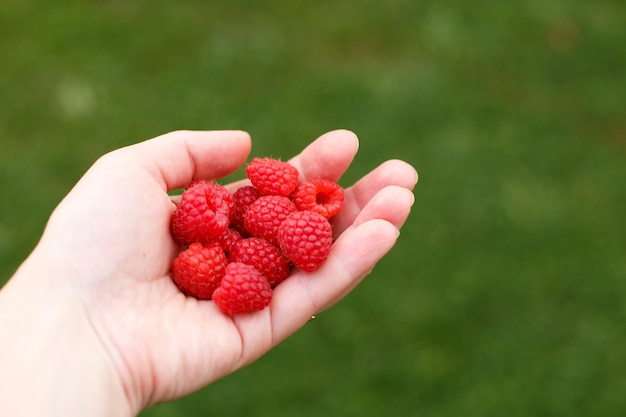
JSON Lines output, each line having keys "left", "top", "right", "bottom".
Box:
{"left": 1, "top": 1, "right": 625, "bottom": 416}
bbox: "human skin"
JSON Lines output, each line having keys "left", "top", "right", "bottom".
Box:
{"left": 0, "top": 129, "right": 417, "bottom": 416}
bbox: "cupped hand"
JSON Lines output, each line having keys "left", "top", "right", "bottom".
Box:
{"left": 26, "top": 130, "right": 417, "bottom": 412}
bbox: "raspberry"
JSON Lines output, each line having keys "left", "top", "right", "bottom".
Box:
{"left": 231, "top": 185, "right": 261, "bottom": 236}
{"left": 278, "top": 210, "right": 333, "bottom": 272}
{"left": 245, "top": 157, "right": 299, "bottom": 197}
{"left": 171, "top": 180, "right": 236, "bottom": 244}
{"left": 212, "top": 262, "right": 273, "bottom": 315}
{"left": 244, "top": 195, "right": 297, "bottom": 246}
{"left": 168, "top": 150, "right": 342, "bottom": 304}
{"left": 214, "top": 227, "right": 243, "bottom": 254}
{"left": 229, "top": 237, "right": 291, "bottom": 287}
{"left": 171, "top": 242, "right": 227, "bottom": 300}
{"left": 292, "top": 178, "right": 345, "bottom": 218}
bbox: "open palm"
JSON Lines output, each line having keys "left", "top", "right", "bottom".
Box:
{"left": 35, "top": 129, "right": 417, "bottom": 412}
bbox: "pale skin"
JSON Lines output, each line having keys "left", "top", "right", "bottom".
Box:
{"left": 0, "top": 129, "right": 417, "bottom": 416}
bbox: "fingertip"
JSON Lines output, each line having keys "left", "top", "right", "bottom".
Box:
{"left": 289, "top": 129, "right": 360, "bottom": 182}
{"left": 383, "top": 159, "right": 419, "bottom": 190}
{"left": 358, "top": 217, "right": 401, "bottom": 241}
{"left": 225, "top": 129, "right": 252, "bottom": 146}
{"left": 406, "top": 186, "right": 416, "bottom": 208}
{"left": 331, "top": 129, "right": 360, "bottom": 154}
{"left": 350, "top": 185, "right": 415, "bottom": 230}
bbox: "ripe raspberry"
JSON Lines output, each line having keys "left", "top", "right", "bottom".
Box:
{"left": 214, "top": 227, "right": 243, "bottom": 254}
{"left": 244, "top": 195, "right": 297, "bottom": 246}
{"left": 171, "top": 180, "right": 236, "bottom": 244}
{"left": 292, "top": 178, "right": 345, "bottom": 218}
{"left": 245, "top": 157, "right": 299, "bottom": 197}
{"left": 278, "top": 210, "right": 333, "bottom": 272}
{"left": 212, "top": 262, "right": 273, "bottom": 315}
{"left": 231, "top": 185, "right": 261, "bottom": 236}
{"left": 229, "top": 237, "right": 291, "bottom": 287}
{"left": 171, "top": 242, "right": 227, "bottom": 300}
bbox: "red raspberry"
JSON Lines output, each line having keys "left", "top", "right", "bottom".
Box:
{"left": 245, "top": 157, "right": 299, "bottom": 197}
{"left": 212, "top": 262, "right": 273, "bottom": 315}
{"left": 171, "top": 180, "right": 236, "bottom": 244}
{"left": 170, "top": 242, "right": 227, "bottom": 300}
{"left": 229, "top": 237, "right": 291, "bottom": 287}
{"left": 278, "top": 210, "right": 333, "bottom": 272}
{"left": 214, "top": 227, "right": 243, "bottom": 254}
{"left": 244, "top": 195, "right": 297, "bottom": 246}
{"left": 231, "top": 185, "right": 261, "bottom": 236}
{"left": 292, "top": 178, "right": 345, "bottom": 219}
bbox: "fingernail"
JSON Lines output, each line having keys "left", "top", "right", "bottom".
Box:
{"left": 349, "top": 130, "right": 360, "bottom": 153}
{"left": 405, "top": 188, "right": 415, "bottom": 207}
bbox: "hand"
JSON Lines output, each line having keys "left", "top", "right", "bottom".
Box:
{"left": 0, "top": 130, "right": 417, "bottom": 416}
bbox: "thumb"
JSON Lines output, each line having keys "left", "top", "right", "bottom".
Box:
{"left": 113, "top": 130, "right": 252, "bottom": 191}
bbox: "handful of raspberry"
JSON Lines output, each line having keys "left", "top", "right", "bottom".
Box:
{"left": 169, "top": 157, "right": 344, "bottom": 315}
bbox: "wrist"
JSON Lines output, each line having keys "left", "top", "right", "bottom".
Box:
{"left": 0, "top": 253, "right": 133, "bottom": 417}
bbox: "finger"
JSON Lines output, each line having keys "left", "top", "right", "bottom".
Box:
{"left": 115, "top": 130, "right": 252, "bottom": 191}
{"left": 314, "top": 185, "right": 414, "bottom": 311}
{"left": 227, "top": 217, "right": 401, "bottom": 370}
{"left": 352, "top": 185, "right": 415, "bottom": 229}
{"left": 268, "top": 218, "right": 401, "bottom": 344}
{"left": 287, "top": 129, "right": 360, "bottom": 183}
{"left": 334, "top": 159, "right": 418, "bottom": 234}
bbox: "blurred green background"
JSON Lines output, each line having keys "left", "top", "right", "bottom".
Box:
{"left": 1, "top": 0, "right": 625, "bottom": 416}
